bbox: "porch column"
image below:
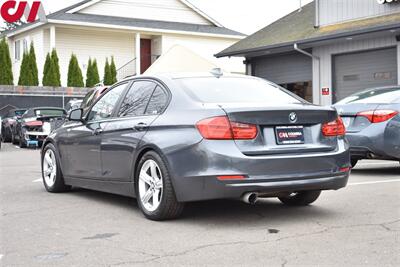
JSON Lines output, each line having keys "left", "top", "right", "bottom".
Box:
{"left": 135, "top": 32, "right": 141, "bottom": 75}
{"left": 50, "top": 26, "right": 56, "bottom": 50}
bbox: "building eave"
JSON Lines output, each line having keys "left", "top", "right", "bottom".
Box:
{"left": 216, "top": 22, "right": 400, "bottom": 58}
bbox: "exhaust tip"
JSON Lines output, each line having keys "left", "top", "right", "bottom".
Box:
{"left": 242, "top": 192, "right": 258, "bottom": 205}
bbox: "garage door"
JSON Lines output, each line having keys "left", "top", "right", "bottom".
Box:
{"left": 252, "top": 53, "right": 312, "bottom": 84}
{"left": 333, "top": 48, "right": 398, "bottom": 102}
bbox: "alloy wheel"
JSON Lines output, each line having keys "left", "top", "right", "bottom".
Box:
{"left": 43, "top": 149, "right": 57, "bottom": 187}
{"left": 138, "top": 159, "right": 163, "bottom": 212}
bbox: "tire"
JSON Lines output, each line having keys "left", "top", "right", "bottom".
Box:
{"left": 41, "top": 143, "right": 71, "bottom": 193}
{"left": 135, "top": 151, "right": 184, "bottom": 221}
{"left": 11, "top": 133, "right": 17, "bottom": 145}
{"left": 279, "top": 190, "right": 321, "bottom": 206}
{"left": 3, "top": 127, "right": 11, "bottom": 142}
{"left": 351, "top": 159, "right": 358, "bottom": 168}
{"left": 19, "top": 134, "right": 26, "bottom": 148}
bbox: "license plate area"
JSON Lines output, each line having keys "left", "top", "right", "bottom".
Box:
{"left": 275, "top": 126, "right": 305, "bottom": 145}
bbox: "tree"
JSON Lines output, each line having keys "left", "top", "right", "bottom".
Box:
{"left": 110, "top": 56, "right": 117, "bottom": 84}
{"left": 51, "top": 49, "right": 61, "bottom": 86}
{"left": 86, "top": 58, "right": 100, "bottom": 87}
{"left": 85, "top": 58, "right": 93, "bottom": 87}
{"left": 29, "top": 42, "right": 39, "bottom": 86}
{"left": 18, "top": 52, "right": 33, "bottom": 86}
{"left": 0, "top": 20, "right": 25, "bottom": 33}
{"left": 92, "top": 59, "right": 100, "bottom": 85}
{"left": 0, "top": 38, "right": 14, "bottom": 85}
{"left": 67, "top": 54, "right": 84, "bottom": 87}
{"left": 103, "top": 58, "right": 112, "bottom": 85}
{"left": 42, "top": 53, "right": 52, "bottom": 86}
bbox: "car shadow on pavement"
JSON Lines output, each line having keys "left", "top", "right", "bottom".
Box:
{"left": 67, "top": 187, "right": 338, "bottom": 226}
{"left": 351, "top": 166, "right": 400, "bottom": 176}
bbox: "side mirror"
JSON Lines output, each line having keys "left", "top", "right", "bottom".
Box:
{"left": 69, "top": 108, "right": 83, "bottom": 122}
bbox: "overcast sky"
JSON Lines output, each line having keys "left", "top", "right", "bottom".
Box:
{"left": 1, "top": 0, "right": 313, "bottom": 35}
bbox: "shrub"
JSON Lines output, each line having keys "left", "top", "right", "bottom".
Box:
{"left": 67, "top": 54, "right": 84, "bottom": 87}
{"left": 0, "top": 38, "right": 13, "bottom": 85}
{"left": 110, "top": 56, "right": 117, "bottom": 84}
{"left": 29, "top": 42, "right": 39, "bottom": 86}
{"left": 51, "top": 49, "right": 61, "bottom": 86}
{"left": 103, "top": 58, "right": 112, "bottom": 85}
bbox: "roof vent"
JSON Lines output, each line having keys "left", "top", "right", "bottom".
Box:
{"left": 210, "top": 68, "right": 223, "bottom": 78}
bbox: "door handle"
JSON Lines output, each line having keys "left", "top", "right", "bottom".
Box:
{"left": 134, "top": 122, "right": 148, "bottom": 131}
{"left": 93, "top": 128, "right": 103, "bottom": 135}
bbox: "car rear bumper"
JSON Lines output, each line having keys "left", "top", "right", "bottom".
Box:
{"left": 165, "top": 139, "right": 350, "bottom": 202}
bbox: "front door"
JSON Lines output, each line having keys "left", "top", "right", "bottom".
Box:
{"left": 65, "top": 83, "right": 128, "bottom": 179}
{"left": 140, "top": 39, "right": 152, "bottom": 74}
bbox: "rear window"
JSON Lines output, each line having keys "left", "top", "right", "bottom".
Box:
{"left": 177, "top": 77, "right": 303, "bottom": 104}
{"left": 34, "top": 109, "right": 65, "bottom": 117}
{"left": 336, "top": 87, "right": 400, "bottom": 104}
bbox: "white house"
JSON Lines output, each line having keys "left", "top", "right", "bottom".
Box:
{"left": 3, "top": 0, "right": 245, "bottom": 86}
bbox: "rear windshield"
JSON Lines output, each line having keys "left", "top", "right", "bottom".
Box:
{"left": 34, "top": 109, "right": 65, "bottom": 117}
{"left": 336, "top": 87, "right": 400, "bottom": 104}
{"left": 177, "top": 77, "right": 303, "bottom": 104}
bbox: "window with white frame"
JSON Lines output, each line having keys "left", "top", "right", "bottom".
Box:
{"left": 23, "top": 39, "right": 28, "bottom": 54}
{"left": 14, "top": 40, "right": 21, "bottom": 60}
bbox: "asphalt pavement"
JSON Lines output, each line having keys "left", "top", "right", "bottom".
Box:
{"left": 0, "top": 143, "right": 399, "bottom": 266}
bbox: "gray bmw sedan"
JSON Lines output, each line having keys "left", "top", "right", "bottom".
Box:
{"left": 41, "top": 73, "right": 350, "bottom": 220}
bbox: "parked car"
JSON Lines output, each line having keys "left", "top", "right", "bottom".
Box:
{"left": 335, "top": 86, "right": 400, "bottom": 167}
{"left": 14, "top": 107, "right": 67, "bottom": 148}
{"left": 41, "top": 73, "right": 350, "bottom": 220}
{"left": 80, "top": 85, "right": 108, "bottom": 115}
{"left": 1, "top": 109, "right": 27, "bottom": 142}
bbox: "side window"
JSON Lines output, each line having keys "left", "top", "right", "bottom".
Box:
{"left": 118, "top": 81, "right": 157, "bottom": 117}
{"left": 87, "top": 83, "right": 127, "bottom": 121}
{"left": 81, "top": 90, "right": 95, "bottom": 109}
{"left": 145, "top": 86, "right": 169, "bottom": 115}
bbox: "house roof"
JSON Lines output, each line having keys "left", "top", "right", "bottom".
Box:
{"left": 2, "top": 0, "right": 244, "bottom": 38}
{"left": 216, "top": 2, "right": 400, "bottom": 57}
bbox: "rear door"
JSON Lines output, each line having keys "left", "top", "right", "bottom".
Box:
{"left": 100, "top": 81, "right": 169, "bottom": 181}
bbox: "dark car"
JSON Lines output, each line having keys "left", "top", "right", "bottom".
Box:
{"left": 1, "top": 109, "right": 27, "bottom": 142}
{"left": 14, "top": 107, "right": 66, "bottom": 148}
{"left": 41, "top": 73, "right": 350, "bottom": 220}
{"left": 335, "top": 86, "right": 400, "bottom": 167}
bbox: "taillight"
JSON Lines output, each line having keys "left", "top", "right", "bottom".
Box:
{"left": 357, "top": 110, "right": 398, "bottom": 123}
{"left": 24, "top": 121, "right": 43, "bottom": 127}
{"left": 196, "top": 116, "right": 257, "bottom": 140}
{"left": 322, "top": 117, "right": 346, "bottom": 137}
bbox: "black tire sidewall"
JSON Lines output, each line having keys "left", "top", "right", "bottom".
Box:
{"left": 135, "top": 151, "right": 182, "bottom": 220}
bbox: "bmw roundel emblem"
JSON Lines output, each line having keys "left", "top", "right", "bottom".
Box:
{"left": 289, "top": 112, "right": 298, "bottom": 123}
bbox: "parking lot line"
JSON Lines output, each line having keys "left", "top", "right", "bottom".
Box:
{"left": 32, "top": 178, "right": 42, "bottom": 183}
{"left": 349, "top": 179, "right": 400, "bottom": 186}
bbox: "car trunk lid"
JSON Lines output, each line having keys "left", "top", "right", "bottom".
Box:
{"left": 219, "top": 103, "right": 339, "bottom": 156}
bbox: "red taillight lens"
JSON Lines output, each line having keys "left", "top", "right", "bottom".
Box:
{"left": 196, "top": 116, "right": 257, "bottom": 140}
{"left": 322, "top": 117, "right": 346, "bottom": 137}
{"left": 24, "top": 121, "right": 43, "bottom": 127}
{"left": 357, "top": 110, "right": 398, "bottom": 123}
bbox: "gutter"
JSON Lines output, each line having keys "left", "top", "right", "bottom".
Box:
{"left": 294, "top": 43, "right": 322, "bottom": 105}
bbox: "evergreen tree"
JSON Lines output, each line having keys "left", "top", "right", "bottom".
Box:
{"left": 0, "top": 38, "right": 14, "bottom": 85}
{"left": 18, "top": 52, "right": 33, "bottom": 86}
{"left": 92, "top": 59, "right": 100, "bottom": 86}
{"left": 67, "top": 54, "right": 84, "bottom": 87}
{"left": 42, "top": 52, "right": 52, "bottom": 86}
{"left": 103, "top": 58, "right": 112, "bottom": 85}
{"left": 51, "top": 49, "right": 61, "bottom": 86}
{"left": 85, "top": 58, "right": 93, "bottom": 87}
{"left": 29, "top": 42, "right": 39, "bottom": 86}
{"left": 110, "top": 56, "right": 117, "bottom": 84}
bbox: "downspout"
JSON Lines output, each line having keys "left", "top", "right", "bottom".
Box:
{"left": 314, "top": 0, "right": 320, "bottom": 28}
{"left": 294, "top": 43, "right": 322, "bottom": 105}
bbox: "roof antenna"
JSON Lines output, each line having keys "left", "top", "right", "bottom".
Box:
{"left": 210, "top": 68, "right": 223, "bottom": 78}
{"left": 298, "top": 0, "right": 302, "bottom": 12}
